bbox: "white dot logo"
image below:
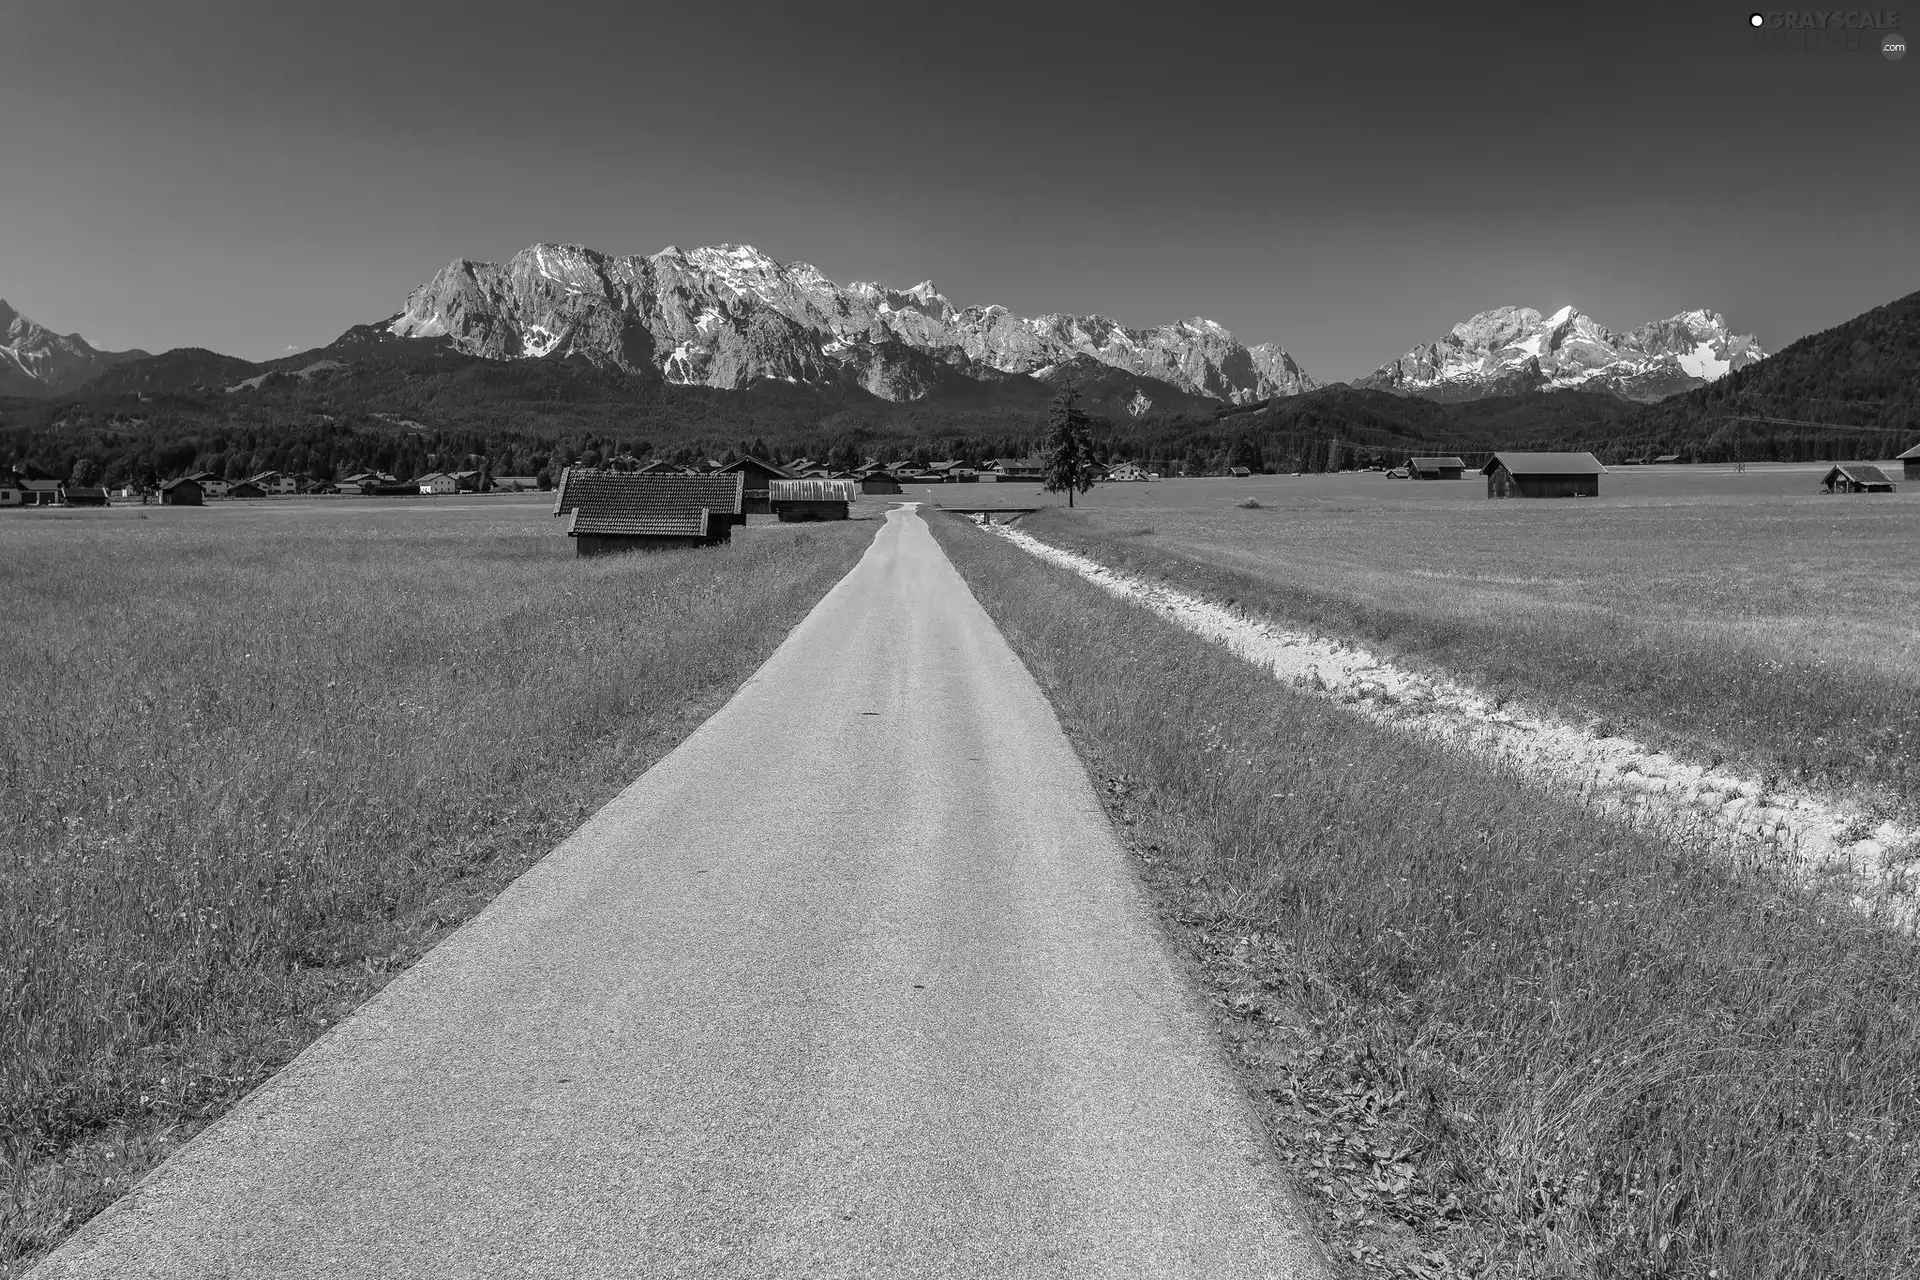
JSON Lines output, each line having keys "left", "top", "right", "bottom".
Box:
{"left": 1885, "top": 32, "right": 1907, "bottom": 59}
{"left": 1748, "top": 11, "right": 1764, "bottom": 27}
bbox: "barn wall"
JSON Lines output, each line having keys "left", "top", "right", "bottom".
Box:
{"left": 574, "top": 533, "right": 710, "bottom": 556}
{"left": 1905, "top": 460, "right": 1920, "bottom": 481}
{"left": 774, "top": 501, "right": 850, "bottom": 523}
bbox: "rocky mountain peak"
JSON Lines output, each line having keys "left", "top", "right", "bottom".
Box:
{"left": 0, "top": 300, "right": 150, "bottom": 397}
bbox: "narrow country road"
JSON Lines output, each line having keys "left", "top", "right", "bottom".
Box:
{"left": 34, "top": 506, "right": 1327, "bottom": 1280}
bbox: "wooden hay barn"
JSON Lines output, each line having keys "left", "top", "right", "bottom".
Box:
{"left": 1898, "top": 442, "right": 1920, "bottom": 482}
{"left": 62, "top": 486, "right": 110, "bottom": 507}
{"left": 158, "top": 477, "right": 204, "bottom": 506}
{"left": 1481, "top": 452, "right": 1604, "bottom": 499}
{"left": 769, "top": 479, "right": 855, "bottom": 522}
{"left": 719, "top": 455, "right": 794, "bottom": 514}
{"left": 1408, "top": 455, "right": 1467, "bottom": 480}
{"left": 859, "top": 472, "right": 903, "bottom": 495}
{"left": 552, "top": 468, "right": 745, "bottom": 555}
{"left": 1821, "top": 463, "right": 1896, "bottom": 493}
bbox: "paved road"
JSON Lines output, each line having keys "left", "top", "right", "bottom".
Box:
{"left": 36, "top": 506, "right": 1327, "bottom": 1279}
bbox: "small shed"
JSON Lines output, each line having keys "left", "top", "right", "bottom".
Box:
{"left": 1820, "top": 464, "right": 1896, "bottom": 493}
{"left": 62, "top": 486, "right": 110, "bottom": 507}
{"left": 552, "top": 469, "right": 746, "bottom": 555}
{"left": 1228, "top": 466, "right": 1252, "bottom": 478}
{"left": 1653, "top": 454, "right": 1682, "bottom": 464}
{"left": 159, "top": 477, "right": 204, "bottom": 506}
{"left": 769, "top": 479, "right": 855, "bottom": 522}
{"left": 1897, "top": 442, "right": 1920, "bottom": 482}
{"left": 1407, "top": 456, "right": 1467, "bottom": 480}
{"left": 860, "top": 472, "right": 903, "bottom": 495}
{"left": 1481, "top": 452, "right": 1604, "bottom": 499}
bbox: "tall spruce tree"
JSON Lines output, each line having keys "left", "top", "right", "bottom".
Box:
{"left": 1042, "top": 386, "right": 1096, "bottom": 507}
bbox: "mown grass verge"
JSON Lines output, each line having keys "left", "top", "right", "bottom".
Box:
{"left": 928, "top": 511, "right": 1920, "bottom": 1280}
{"left": 0, "top": 511, "right": 874, "bottom": 1272}
{"left": 1012, "top": 506, "right": 1919, "bottom": 813}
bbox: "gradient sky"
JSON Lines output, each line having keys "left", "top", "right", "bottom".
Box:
{"left": 1, "top": 0, "right": 1913, "bottom": 380}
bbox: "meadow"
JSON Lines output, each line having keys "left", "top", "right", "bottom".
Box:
{"left": 927, "top": 509, "right": 1920, "bottom": 1280}
{"left": 918, "top": 463, "right": 1920, "bottom": 814}
{"left": 0, "top": 496, "right": 875, "bottom": 1270}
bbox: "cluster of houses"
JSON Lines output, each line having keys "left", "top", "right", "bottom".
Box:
{"left": 628, "top": 454, "right": 1158, "bottom": 490}
{"left": 0, "top": 467, "right": 550, "bottom": 507}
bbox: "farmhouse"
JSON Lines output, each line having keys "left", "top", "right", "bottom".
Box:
{"left": 1481, "top": 452, "right": 1604, "bottom": 499}
{"left": 415, "top": 472, "right": 460, "bottom": 495}
{"left": 159, "top": 477, "right": 204, "bottom": 505}
{"left": 1407, "top": 455, "right": 1467, "bottom": 480}
{"left": 552, "top": 468, "right": 747, "bottom": 555}
{"left": 984, "top": 457, "right": 1046, "bottom": 481}
{"left": 1105, "top": 462, "right": 1152, "bottom": 482}
{"left": 769, "top": 478, "right": 855, "bottom": 522}
{"left": 1899, "top": 442, "right": 1920, "bottom": 481}
{"left": 245, "top": 471, "right": 299, "bottom": 495}
{"left": 1820, "top": 463, "right": 1896, "bottom": 494}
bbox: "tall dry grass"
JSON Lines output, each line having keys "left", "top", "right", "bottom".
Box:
{"left": 930, "top": 511, "right": 1920, "bottom": 1279}
{"left": 0, "top": 506, "right": 872, "bottom": 1267}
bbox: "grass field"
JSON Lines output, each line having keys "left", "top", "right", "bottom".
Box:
{"left": 926, "top": 508, "right": 1920, "bottom": 1279}
{"left": 918, "top": 464, "right": 1920, "bottom": 814}
{"left": 0, "top": 496, "right": 875, "bottom": 1270}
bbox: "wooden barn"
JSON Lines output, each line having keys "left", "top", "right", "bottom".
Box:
{"left": 552, "top": 468, "right": 745, "bottom": 555}
{"left": 1408, "top": 455, "right": 1467, "bottom": 480}
{"left": 859, "top": 472, "right": 903, "bottom": 495}
{"left": 1820, "top": 463, "right": 1896, "bottom": 493}
{"left": 1898, "top": 442, "right": 1920, "bottom": 482}
{"left": 1481, "top": 452, "right": 1604, "bottom": 499}
{"left": 62, "top": 486, "right": 110, "bottom": 507}
{"left": 769, "top": 479, "right": 855, "bottom": 522}
{"left": 718, "top": 455, "right": 795, "bottom": 514}
{"left": 227, "top": 481, "right": 268, "bottom": 499}
{"left": 159, "top": 477, "right": 204, "bottom": 506}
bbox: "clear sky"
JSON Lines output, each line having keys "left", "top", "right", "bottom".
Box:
{"left": 1, "top": 0, "right": 1913, "bottom": 380}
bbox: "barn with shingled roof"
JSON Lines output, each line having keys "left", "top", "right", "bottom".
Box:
{"left": 552, "top": 468, "right": 746, "bottom": 555}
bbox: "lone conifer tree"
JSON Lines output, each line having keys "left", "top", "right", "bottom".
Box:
{"left": 1042, "top": 386, "right": 1096, "bottom": 507}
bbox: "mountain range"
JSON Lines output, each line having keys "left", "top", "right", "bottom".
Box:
{"left": 385, "top": 242, "right": 1316, "bottom": 411}
{"left": 1, "top": 245, "right": 1768, "bottom": 413}
{"left": 1352, "top": 304, "right": 1767, "bottom": 403}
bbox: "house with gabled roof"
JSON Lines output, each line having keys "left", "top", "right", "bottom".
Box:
{"left": 1481, "top": 452, "right": 1604, "bottom": 499}
{"left": 552, "top": 468, "right": 746, "bottom": 554}
{"left": 718, "top": 455, "right": 794, "bottom": 513}
{"left": 1820, "top": 463, "right": 1896, "bottom": 493}
{"left": 159, "top": 477, "right": 204, "bottom": 505}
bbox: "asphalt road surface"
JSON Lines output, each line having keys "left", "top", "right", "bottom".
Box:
{"left": 36, "top": 506, "right": 1328, "bottom": 1279}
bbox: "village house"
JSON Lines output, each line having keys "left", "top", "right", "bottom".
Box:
{"left": 552, "top": 468, "right": 747, "bottom": 554}
{"left": 244, "top": 470, "right": 299, "bottom": 495}
{"left": 414, "top": 472, "right": 460, "bottom": 495}
{"left": 0, "top": 479, "right": 28, "bottom": 506}
{"left": 183, "top": 470, "right": 231, "bottom": 498}
{"left": 1481, "top": 452, "right": 1605, "bottom": 499}
{"left": 1820, "top": 463, "right": 1896, "bottom": 493}
{"left": 1899, "top": 442, "right": 1920, "bottom": 482}
{"left": 769, "top": 478, "right": 855, "bottom": 522}
{"left": 19, "top": 479, "right": 63, "bottom": 505}
{"left": 1407, "top": 455, "right": 1467, "bottom": 480}
{"left": 159, "top": 477, "right": 204, "bottom": 505}
{"left": 983, "top": 457, "right": 1046, "bottom": 481}
{"left": 1105, "top": 462, "right": 1152, "bottom": 482}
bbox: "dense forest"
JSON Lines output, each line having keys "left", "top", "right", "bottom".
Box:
{"left": 4, "top": 293, "right": 1915, "bottom": 486}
